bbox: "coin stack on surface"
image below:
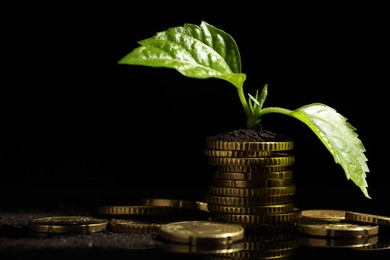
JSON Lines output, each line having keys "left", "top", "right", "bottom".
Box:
{"left": 204, "top": 139, "right": 300, "bottom": 232}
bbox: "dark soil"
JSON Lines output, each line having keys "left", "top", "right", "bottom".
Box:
{"left": 206, "top": 128, "right": 291, "bottom": 142}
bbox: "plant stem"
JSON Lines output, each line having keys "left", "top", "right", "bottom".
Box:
{"left": 258, "top": 107, "right": 293, "bottom": 117}
{"left": 237, "top": 86, "right": 251, "bottom": 118}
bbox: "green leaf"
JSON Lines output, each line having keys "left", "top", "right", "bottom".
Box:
{"left": 118, "top": 21, "right": 246, "bottom": 89}
{"left": 291, "top": 103, "right": 370, "bottom": 198}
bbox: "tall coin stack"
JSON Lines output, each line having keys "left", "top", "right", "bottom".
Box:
{"left": 204, "top": 139, "right": 300, "bottom": 233}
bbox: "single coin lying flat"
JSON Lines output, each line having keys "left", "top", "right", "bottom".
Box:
{"left": 300, "top": 209, "right": 347, "bottom": 221}
{"left": 345, "top": 211, "right": 390, "bottom": 227}
{"left": 297, "top": 218, "right": 378, "bottom": 238}
{"left": 29, "top": 216, "right": 109, "bottom": 234}
{"left": 158, "top": 220, "right": 244, "bottom": 245}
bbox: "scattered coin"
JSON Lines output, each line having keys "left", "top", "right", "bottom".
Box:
{"left": 301, "top": 209, "right": 347, "bottom": 221}
{"left": 158, "top": 220, "right": 245, "bottom": 245}
{"left": 29, "top": 216, "right": 108, "bottom": 234}
{"left": 109, "top": 218, "right": 170, "bottom": 234}
{"left": 296, "top": 218, "right": 379, "bottom": 238}
{"left": 345, "top": 211, "right": 390, "bottom": 227}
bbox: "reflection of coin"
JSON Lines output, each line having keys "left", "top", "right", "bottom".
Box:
{"left": 299, "top": 235, "right": 379, "bottom": 248}
{"left": 297, "top": 219, "right": 379, "bottom": 237}
{"left": 353, "top": 239, "right": 390, "bottom": 251}
{"left": 29, "top": 216, "right": 108, "bottom": 234}
{"left": 301, "top": 209, "right": 346, "bottom": 221}
{"left": 206, "top": 140, "right": 294, "bottom": 151}
{"left": 158, "top": 221, "right": 244, "bottom": 245}
{"left": 160, "top": 241, "right": 244, "bottom": 254}
{"left": 345, "top": 211, "right": 390, "bottom": 227}
{"left": 218, "top": 247, "right": 295, "bottom": 259}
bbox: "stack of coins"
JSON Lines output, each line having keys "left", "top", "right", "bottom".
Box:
{"left": 204, "top": 139, "right": 300, "bottom": 232}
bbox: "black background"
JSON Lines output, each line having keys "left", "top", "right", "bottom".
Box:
{"left": 2, "top": 2, "right": 389, "bottom": 217}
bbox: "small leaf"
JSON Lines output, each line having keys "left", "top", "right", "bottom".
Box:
{"left": 118, "top": 21, "right": 246, "bottom": 89}
{"left": 248, "top": 93, "right": 260, "bottom": 106}
{"left": 291, "top": 103, "right": 370, "bottom": 198}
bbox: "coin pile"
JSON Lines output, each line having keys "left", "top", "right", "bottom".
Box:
{"left": 204, "top": 139, "right": 300, "bottom": 232}
{"left": 97, "top": 198, "right": 211, "bottom": 234}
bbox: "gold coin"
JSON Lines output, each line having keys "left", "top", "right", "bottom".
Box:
{"left": 139, "top": 198, "right": 198, "bottom": 210}
{"left": 213, "top": 211, "right": 300, "bottom": 224}
{"left": 195, "top": 201, "right": 209, "bottom": 212}
{"left": 299, "top": 235, "right": 379, "bottom": 248}
{"left": 97, "top": 205, "right": 184, "bottom": 216}
{"left": 217, "top": 165, "right": 292, "bottom": 173}
{"left": 203, "top": 149, "right": 275, "bottom": 158}
{"left": 109, "top": 218, "right": 173, "bottom": 234}
{"left": 301, "top": 209, "right": 347, "bottom": 221}
{"left": 109, "top": 219, "right": 162, "bottom": 234}
{"left": 211, "top": 178, "right": 293, "bottom": 188}
{"left": 345, "top": 211, "right": 390, "bottom": 227}
{"left": 208, "top": 185, "right": 296, "bottom": 197}
{"left": 213, "top": 170, "right": 293, "bottom": 180}
{"left": 204, "top": 194, "right": 292, "bottom": 206}
{"left": 29, "top": 216, "right": 108, "bottom": 234}
{"left": 206, "top": 140, "right": 294, "bottom": 151}
{"left": 158, "top": 220, "right": 245, "bottom": 245}
{"left": 208, "top": 155, "right": 295, "bottom": 167}
{"left": 296, "top": 218, "right": 379, "bottom": 237}
{"left": 207, "top": 203, "right": 295, "bottom": 215}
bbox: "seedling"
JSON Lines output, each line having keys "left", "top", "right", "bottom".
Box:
{"left": 118, "top": 21, "right": 370, "bottom": 198}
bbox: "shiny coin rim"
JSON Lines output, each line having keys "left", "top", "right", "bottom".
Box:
{"left": 206, "top": 140, "right": 294, "bottom": 151}
{"left": 139, "top": 198, "right": 199, "bottom": 210}
{"left": 345, "top": 211, "right": 390, "bottom": 227}
{"left": 29, "top": 216, "right": 109, "bottom": 234}
{"left": 296, "top": 219, "right": 379, "bottom": 238}
{"left": 301, "top": 209, "right": 347, "bottom": 221}
{"left": 158, "top": 220, "right": 245, "bottom": 245}
{"left": 97, "top": 205, "right": 184, "bottom": 216}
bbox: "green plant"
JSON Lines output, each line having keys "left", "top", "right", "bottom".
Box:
{"left": 118, "top": 21, "right": 370, "bottom": 199}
